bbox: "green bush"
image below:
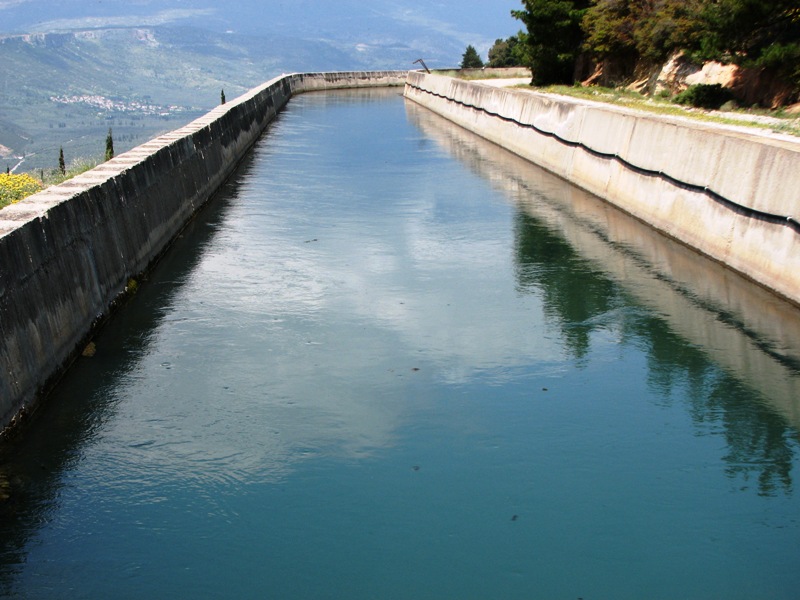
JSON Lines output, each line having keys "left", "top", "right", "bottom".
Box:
{"left": 674, "top": 84, "right": 734, "bottom": 109}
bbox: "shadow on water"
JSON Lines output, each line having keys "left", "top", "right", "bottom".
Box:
{"left": 405, "top": 100, "right": 800, "bottom": 497}
{"left": 0, "top": 124, "right": 274, "bottom": 592}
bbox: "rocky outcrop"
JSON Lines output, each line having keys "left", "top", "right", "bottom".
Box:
{"left": 648, "top": 52, "right": 797, "bottom": 108}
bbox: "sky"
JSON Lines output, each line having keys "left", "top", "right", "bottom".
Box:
{"left": 0, "top": 0, "right": 522, "bottom": 55}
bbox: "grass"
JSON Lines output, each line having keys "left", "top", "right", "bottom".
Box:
{"left": 513, "top": 83, "right": 800, "bottom": 137}
{"left": 40, "top": 157, "right": 101, "bottom": 187}
{"left": 434, "top": 69, "right": 531, "bottom": 81}
{"left": 433, "top": 71, "right": 799, "bottom": 137}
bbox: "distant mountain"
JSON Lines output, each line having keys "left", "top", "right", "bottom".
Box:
{"left": 0, "top": 1, "right": 520, "bottom": 171}
{"left": 0, "top": 0, "right": 517, "bottom": 46}
{"left": 0, "top": 26, "right": 345, "bottom": 170}
{"left": 0, "top": 0, "right": 520, "bottom": 69}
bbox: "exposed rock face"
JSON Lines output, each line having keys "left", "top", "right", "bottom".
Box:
{"left": 649, "top": 52, "right": 797, "bottom": 108}
{"left": 581, "top": 56, "right": 637, "bottom": 88}
{"left": 684, "top": 61, "right": 738, "bottom": 88}
{"left": 651, "top": 53, "right": 708, "bottom": 95}
{"left": 730, "top": 68, "right": 798, "bottom": 108}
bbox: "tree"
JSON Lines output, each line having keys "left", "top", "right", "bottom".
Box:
{"left": 58, "top": 147, "right": 65, "bottom": 175}
{"left": 221, "top": 89, "right": 226, "bottom": 105}
{"left": 460, "top": 45, "right": 485, "bottom": 69}
{"left": 512, "top": 0, "right": 591, "bottom": 85}
{"left": 583, "top": 0, "right": 705, "bottom": 66}
{"left": 582, "top": 0, "right": 639, "bottom": 63}
{"left": 105, "top": 128, "right": 114, "bottom": 161}
{"left": 579, "top": 0, "right": 798, "bottom": 97}
{"left": 488, "top": 32, "right": 531, "bottom": 67}
{"left": 697, "top": 0, "right": 800, "bottom": 90}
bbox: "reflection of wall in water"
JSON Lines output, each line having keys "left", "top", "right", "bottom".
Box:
{"left": 404, "top": 72, "right": 800, "bottom": 309}
{"left": 406, "top": 100, "right": 800, "bottom": 496}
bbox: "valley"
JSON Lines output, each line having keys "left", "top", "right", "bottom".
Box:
{"left": 0, "top": 1, "right": 517, "bottom": 172}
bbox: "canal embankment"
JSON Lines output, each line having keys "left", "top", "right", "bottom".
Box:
{"left": 403, "top": 71, "right": 800, "bottom": 307}
{"left": 4, "top": 67, "right": 799, "bottom": 434}
{"left": 0, "top": 71, "right": 407, "bottom": 432}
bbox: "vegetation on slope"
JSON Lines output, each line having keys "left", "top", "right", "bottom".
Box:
{"left": 0, "top": 156, "right": 100, "bottom": 209}
{"left": 509, "top": 0, "right": 800, "bottom": 106}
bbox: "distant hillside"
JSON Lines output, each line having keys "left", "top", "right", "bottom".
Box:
{"left": 0, "top": 27, "right": 358, "bottom": 171}
{"left": 0, "top": 1, "right": 518, "bottom": 172}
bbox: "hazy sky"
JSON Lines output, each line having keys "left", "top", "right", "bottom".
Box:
{"left": 0, "top": 0, "right": 522, "bottom": 47}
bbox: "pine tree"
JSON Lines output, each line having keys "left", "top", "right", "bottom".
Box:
{"left": 488, "top": 33, "right": 529, "bottom": 67}
{"left": 105, "top": 128, "right": 114, "bottom": 161}
{"left": 512, "top": 0, "right": 590, "bottom": 85}
{"left": 460, "top": 45, "right": 484, "bottom": 69}
{"left": 58, "top": 147, "right": 65, "bottom": 175}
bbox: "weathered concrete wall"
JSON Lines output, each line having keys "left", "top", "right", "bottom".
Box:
{"left": 0, "top": 70, "right": 407, "bottom": 431}
{"left": 404, "top": 71, "right": 800, "bottom": 305}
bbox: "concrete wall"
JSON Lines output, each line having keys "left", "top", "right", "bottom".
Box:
{"left": 0, "top": 70, "right": 407, "bottom": 431}
{"left": 404, "top": 71, "right": 800, "bottom": 305}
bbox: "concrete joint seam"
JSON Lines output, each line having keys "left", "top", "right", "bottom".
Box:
{"left": 405, "top": 81, "right": 800, "bottom": 233}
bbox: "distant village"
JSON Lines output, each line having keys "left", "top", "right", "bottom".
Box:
{"left": 49, "top": 94, "right": 187, "bottom": 117}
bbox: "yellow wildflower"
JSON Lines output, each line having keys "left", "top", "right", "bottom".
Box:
{"left": 0, "top": 173, "right": 43, "bottom": 209}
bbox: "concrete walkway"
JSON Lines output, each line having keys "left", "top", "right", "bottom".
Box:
{"left": 473, "top": 77, "right": 531, "bottom": 88}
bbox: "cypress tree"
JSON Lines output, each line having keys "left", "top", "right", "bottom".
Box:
{"left": 105, "top": 128, "right": 114, "bottom": 161}
{"left": 58, "top": 147, "right": 65, "bottom": 175}
{"left": 221, "top": 89, "right": 226, "bottom": 105}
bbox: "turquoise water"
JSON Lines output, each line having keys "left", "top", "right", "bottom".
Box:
{"left": 1, "top": 89, "right": 799, "bottom": 599}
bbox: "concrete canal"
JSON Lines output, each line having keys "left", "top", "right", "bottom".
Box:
{"left": 1, "top": 88, "right": 799, "bottom": 599}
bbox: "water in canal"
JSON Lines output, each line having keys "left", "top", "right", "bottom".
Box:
{"left": 1, "top": 89, "right": 799, "bottom": 599}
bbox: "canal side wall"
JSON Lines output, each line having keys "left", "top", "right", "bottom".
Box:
{"left": 404, "top": 71, "right": 800, "bottom": 305}
{"left": 0, "top": 70, "right": 407, "bottom": 431}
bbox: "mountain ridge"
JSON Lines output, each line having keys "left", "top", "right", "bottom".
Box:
{"left": 0, "top": 25, "right": 404, "bottom": 170}
{"left": 0, "top": 1, "right": 518, "bottom": 171}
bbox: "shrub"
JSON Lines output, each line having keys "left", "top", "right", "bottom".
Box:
{"left": 674, "top": 84, "right": 735, "bottom": 109}
{"left": 0, "top": 172, "right": 43, "bottom": 209}
{"left": 44, "top": 156, "right": 100, "bottom": 186}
